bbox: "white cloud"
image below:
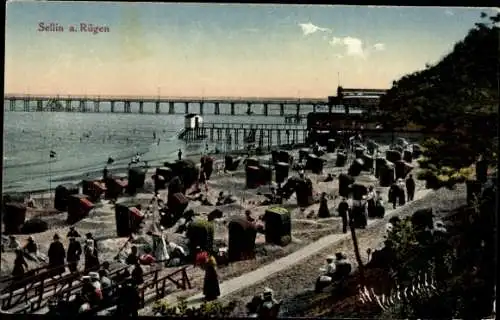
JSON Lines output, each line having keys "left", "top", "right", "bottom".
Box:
{"left": 298, "top": 22, "right": 331, "bottom": 36}
{"left": 445, "top": 9, "right": 454, "bottom": 16}
{"left": 330, "top": 36, "right": 365, "bottom": 58}
{"left": 373, "top": 43, "right": 386, "bottom": 51}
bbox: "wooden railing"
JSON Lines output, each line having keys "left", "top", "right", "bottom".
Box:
{"left": 138, "top": 266, "right": 192, "bottom": 308}
{"left": 201, "top": 122, "right": 307, "bottom": 130}
{"left": 0, "top": 262, "right": 118, "bottom": 312}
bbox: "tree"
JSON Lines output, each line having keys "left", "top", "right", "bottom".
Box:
{"left": 377, "top": 13, "right": 499, "bottom": 189}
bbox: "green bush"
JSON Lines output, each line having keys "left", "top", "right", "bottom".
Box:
{"left": 152, "top": 297, "right": 237, "bottom": 318}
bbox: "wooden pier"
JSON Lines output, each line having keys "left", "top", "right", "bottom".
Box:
{"left": 180, "top": 122, "right": 309, "bottom": 151}
{"left": 4, "top": 88, "right": 386, "bottom": 116}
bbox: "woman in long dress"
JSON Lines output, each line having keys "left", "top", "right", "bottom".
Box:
{"left": 202, "top": 255, "right": 220, "bottom": 301}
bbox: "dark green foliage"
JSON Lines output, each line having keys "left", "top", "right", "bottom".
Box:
{"left": 379, "top": 13, "right": 499, "bottom": 130}
{"left": 379, "top": 13, "right": 499, "bottom": 189}
{"left": 382, "top": 187, "right": 496, "bottom": 319}
{"left": 152, "top": 297, "right": 237, "bottom": 318}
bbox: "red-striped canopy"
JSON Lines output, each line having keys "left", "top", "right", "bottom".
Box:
{"left": 80, "top": 198, "right": 94, "bottom": 210}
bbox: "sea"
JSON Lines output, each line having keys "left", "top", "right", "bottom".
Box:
{"left": 2, "top": 101, "right": 356, "bottom": 193}
{"left": 2, "top": 101, "right": 361, "bottom": 194}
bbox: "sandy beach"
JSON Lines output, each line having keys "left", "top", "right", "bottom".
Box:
{"left": 2, "top": 137, "right": 426, "bottom": 315}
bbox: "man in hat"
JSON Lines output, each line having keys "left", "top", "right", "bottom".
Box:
{"left": 23, "top": 236, "right": 47, "bottom": 263}
{"left": 12, "top": 248, "right": 28, "bottom": 280}
{"left": 334, "top": 252, "right": 352, "bottom": 281}
{"left": 67, "top": 226, "right": 81, "bottom": 238}
{"left": 117, "top": 279, "right": 140, "bottom": 317}
{"left": 322, "top": 256, "right": 337, "bottom": 277}
{"left": 406, "top": 174, "right": 416, "bottom": 202}
{"left": 388, "top": 182, "right": 399, "bottom": 209}
{"left": 67, "top": 237, "right": 82, "bottom": 273}
{"left": 131, "top": 261, "right": 144, "bottom": 286}
{"left": 48, "top": 234, "right": 66, "bottom": 276}
{"left": 8, "top": 235, "right": 21, "bottom": 251}
{"left": 337, "top": 198, "right": 350, "bottom": 234}
{"left": 126, "top": 246, "right": 139, "bottom": 265}
{"left": 315, "top": 256, "right": 337, "bottom": 292}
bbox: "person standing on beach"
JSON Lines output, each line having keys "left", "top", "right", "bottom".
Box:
{"left": 318, "top": 192, "right": 330, "bottom": 218}
{"left": 84, "top": 239, "right": 100, "bottom": 272}
{"left": 48, "top": 234, "right": 66, "bottom": 276}
{"left": 338, "top": 198, "right": 350, "bottom": 234}
{"left": 202, "top": 254, "right": 220, "bottom": 301}
{"left": 406, "top": 174, "right": 416, "bottom": 202}
{"left": 178, "top": 149, "right": 182, "bottom": 161}
{"left": 12, "top": 249, "right": 28, "bottom": 280}
{"left": 67, "top": 237, "right": 82, "bottom": 273}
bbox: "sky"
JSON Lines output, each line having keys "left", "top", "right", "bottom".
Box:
{"left": 5, "top": 2, "right": 499, "bottom": 98}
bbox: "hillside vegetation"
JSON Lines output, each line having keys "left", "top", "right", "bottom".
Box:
{"left": 378, "top": 13, "right": 499, "bottom": 188}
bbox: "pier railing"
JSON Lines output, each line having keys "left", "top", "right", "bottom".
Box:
{"left": 200, "top": 122, "right": 307, "bottom": 130}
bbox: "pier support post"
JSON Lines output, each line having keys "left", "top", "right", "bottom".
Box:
{"left": 313, "top": 104, "right": 317, "bottom": 113}
{"left": 36, "top": 100, "right": 43, "bottom": 112}
{"left": 263, "top": 103, "right": 268, "bottom": 116}
{"left": 23, "top": 99, "right": 29, "bottom": 112}
{"left": 258, "top": 129, "right": 264, "bottom": 148}
{"left": 9, "top": 100, "right": 15, "bottom": 111}
{"left": 199, "top": 102, "right": 204, "bottom": 115}
{"left": 267, "top": 129, "right": 272, "bottom": 151}
{"left": 214, "top": 102, "right": 220, "bottom": 115}
{"left": 111, "top": 101, "right": 115, "bottom": 113}
{"left": 230, "top": 103, "right": 235, "bottom": 115}
{"left": 79, "top": 100, "right": 86, "bottom": 112}
{"left": 246, "top": 103, "right": 252, "bottom": 115}
{"left": 184, "top": 103, "right": 189, "bottom": 114}
{"left": 280, "top": 104, "right": 285, "bottom": 116}
{"left": 168, "top": 102, "right": 175, "bottom": 114}
{"left": 139, "top": 101, "right": 144, "bottom": 114}
{"left": 94, "top": 100, "right": 100, "bottom": 112}
{"left": 124, "top": 101, "right": 131, "bottom": 113}
{"left": 296, "top": 104, "right": 300, "bottom": 116}
{"left": 155, "top": 101, "right": 160, "bottom": 114}
{"left": 277, "top": 130, "right": 281, "bottom": 146}
{"left": 65, "top": 100, "right": 71, "bottom": 112}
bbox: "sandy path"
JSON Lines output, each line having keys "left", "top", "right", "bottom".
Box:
{"left": 156, "top": 187, "right": 432, "bottom": 309}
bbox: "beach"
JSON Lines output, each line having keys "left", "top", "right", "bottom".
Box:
{"left": 2, "top": 132, "right": 426, "bottom": 316}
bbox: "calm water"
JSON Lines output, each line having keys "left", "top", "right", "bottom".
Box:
{"left": 2, "top": 101, "right": 360, "bottom": 193}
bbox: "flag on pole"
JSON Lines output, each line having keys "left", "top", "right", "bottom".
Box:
{"left": 49, "top": 150, "right": 57, "bottom": 158}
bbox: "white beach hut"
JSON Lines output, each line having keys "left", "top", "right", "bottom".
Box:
{"left": 184, "top": 113, "right": 203, "bottom": 129}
